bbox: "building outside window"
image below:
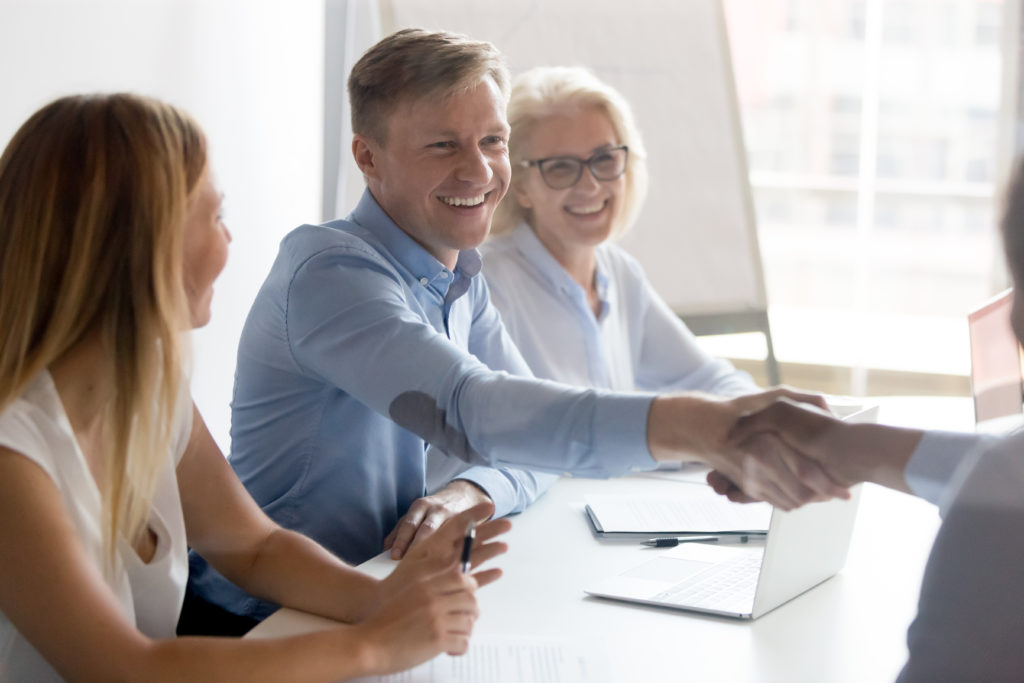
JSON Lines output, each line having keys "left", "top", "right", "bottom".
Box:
{"left": 718, "top": 0, "right": 1005, "bottom": 393}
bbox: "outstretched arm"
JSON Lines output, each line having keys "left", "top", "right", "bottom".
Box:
{"left": 287, "top": 247, "right": 857, "bottom": 509}
{"left": 647, "top": 390, "right": 853, "bottom": 510}
{"left": 705, "top": 398, "right": 925, "bottom": 505}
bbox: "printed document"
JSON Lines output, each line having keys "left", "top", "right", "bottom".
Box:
{"left": 585, "top": 485, "right": 771, "bottom": 536}
{"left": 350, "top": 635, "right": 604, "bottom": 683}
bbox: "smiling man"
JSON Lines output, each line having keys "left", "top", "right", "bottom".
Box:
{"left": 184, "top": 30, "right": 558, "bottom": 630}
{"left": 353, "top": 76, "right": 509, "bottom": 266}
{"left": 185, "top": 29, "right": 846, "bottom": 630}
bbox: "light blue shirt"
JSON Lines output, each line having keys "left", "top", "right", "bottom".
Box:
{"left": 904, "top": 430, "right": 999, "bottom": 506}
{"left": 480, "top": 223, "right": 757, "bottom": 395}
{"left": 189, "top": 191, "right": 654, "bottom": 618}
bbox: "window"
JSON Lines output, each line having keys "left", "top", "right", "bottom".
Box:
{"left": 722, "top": 0, "right": 1005, "bottom": 388}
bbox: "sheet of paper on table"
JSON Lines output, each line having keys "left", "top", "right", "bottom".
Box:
{"left": 349, "top": 635, "right": 607, "bottom": 683}
{"left": 585, "top": 485, "right": 771, "bottom": 537}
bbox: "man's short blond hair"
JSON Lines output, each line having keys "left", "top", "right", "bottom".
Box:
{"left": 492, "top": 66, "right": 649, "bottom": 240}
{"left": 348, "top": 28, "right": 510, "bottom": 144}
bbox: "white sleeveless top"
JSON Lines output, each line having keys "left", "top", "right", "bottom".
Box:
{"left": 0, "top": 371, "right": 192, "bottom": 682}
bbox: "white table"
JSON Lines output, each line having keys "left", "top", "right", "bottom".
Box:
{"left": 248, "top": 397, "right": 973, "bottom": 682}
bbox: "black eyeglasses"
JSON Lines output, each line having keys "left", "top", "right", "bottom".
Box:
{"left": 521, "top": 145, "right": 629, "bottom": 190}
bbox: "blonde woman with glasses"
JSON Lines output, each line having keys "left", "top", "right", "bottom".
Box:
{"left": 484, "top": 66, "right": 756, "bottom": 398}
{"left": 0, "top": 93, "right": 507, "bottom": 682}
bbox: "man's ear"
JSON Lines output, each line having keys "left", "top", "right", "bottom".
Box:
{"left": 352, "top": 134, "right": 379, "bottom": 180}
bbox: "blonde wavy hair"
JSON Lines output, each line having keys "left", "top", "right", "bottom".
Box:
{"left": 0, "top": 93, "right": 206, "bottom": 564}
{"left": 491, "top": 66, "right": 649, "bottom": 240}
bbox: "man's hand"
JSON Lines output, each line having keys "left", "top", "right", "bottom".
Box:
{"left": 707, "top": 397, "right": 925, "bottom": 504}
{"left": 647, "top": 387, "right": 849, "bottom": 510}
{"left": 384, "top": 480, "right": 493, "bottom": 559}
{"left": 377, "top": 502, "right": 509, "bottom": 612}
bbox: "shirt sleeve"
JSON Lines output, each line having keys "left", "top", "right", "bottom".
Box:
{"left": 285, "top": 243, "right": 656, "bottom": 478}
{"left": 904, "top": 430, "right": 998, "bottom": 506}
{"left": 897, "top": 432, "right": 1024, "bottom": 681}
{"left": 443, "top": 277, "right": 559, "bottom": 517}
{"left": 0, "top": 402, "right": 59, "bottom": 484}
{"left": 633, "top": 275, "right": 757, "bottom": 397}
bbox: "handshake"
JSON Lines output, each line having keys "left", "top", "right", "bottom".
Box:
{"left": 647, "top": 388, "right": 920, "bottom": 510}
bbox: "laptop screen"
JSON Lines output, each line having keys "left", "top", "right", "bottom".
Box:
{"left": 968, "top": 289, "right": 1024, "bottom": 423}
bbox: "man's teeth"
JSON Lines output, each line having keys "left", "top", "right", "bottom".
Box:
{"left": 567, "top": 201, "right": 605, "bottom": 215}
{"left": 441, "top": 195, "right": 486, "bottom": 207}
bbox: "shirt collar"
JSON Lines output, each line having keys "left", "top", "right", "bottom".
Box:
{"left": 350, "top": 189, "right": 482, "bottom": 300}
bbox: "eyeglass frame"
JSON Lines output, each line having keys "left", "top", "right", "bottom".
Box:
{"left": 519, "top": 145, "right": 629, "bottom": 190}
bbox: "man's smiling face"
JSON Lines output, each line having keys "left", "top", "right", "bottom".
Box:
{"left": 355, "top": 76, "right": 511, "bottom": 269}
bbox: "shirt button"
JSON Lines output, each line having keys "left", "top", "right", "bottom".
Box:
{"left": 419, "top": 277, "right": 429, "bottom": 286}
{"left": 439, "top": 270, "right": 450, "bottom": 279}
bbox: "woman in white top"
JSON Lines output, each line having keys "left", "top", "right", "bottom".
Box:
{"left": 0, "top": 94, "right": 508, "bottom": 682}
{"left": 483, "top": 66, "right": 755, "bottom": 396}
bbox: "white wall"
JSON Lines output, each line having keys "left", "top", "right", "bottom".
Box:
{"left": 0, "top": 0, "right": 325, "bottom": 451}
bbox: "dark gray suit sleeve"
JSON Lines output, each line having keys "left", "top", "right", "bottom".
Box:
{"left": 898, "top": 434, "right": 1024, "bottom": 681}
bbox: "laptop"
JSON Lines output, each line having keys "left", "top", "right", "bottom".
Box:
{"left": 584, "top": 405, "right": 876, "bottom": 620}
{"left": 967, "top": 288, "right": 1024, "bottom": 433}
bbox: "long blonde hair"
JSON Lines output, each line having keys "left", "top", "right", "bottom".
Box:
{"left": 492, "top": 66, "right": 649, "bottom": 239}
{"left": 0, "top": 93, "right": 206, "bottom": 563}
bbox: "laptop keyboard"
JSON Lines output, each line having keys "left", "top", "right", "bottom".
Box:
{"left": 652, "top": 553, "right": 761, "bottom": 612}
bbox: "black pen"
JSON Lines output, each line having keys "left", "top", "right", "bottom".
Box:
{"left": 460, "top": 520, "right": 475, "bottom": 573}
{"left": 642, "top": 534, "right": 760, "bottom": 548}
